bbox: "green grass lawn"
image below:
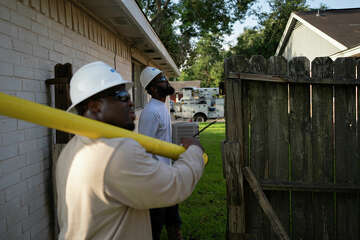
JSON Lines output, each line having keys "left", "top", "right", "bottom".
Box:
{"left": 161, "top": 122, "right": 226, "bottom": 240}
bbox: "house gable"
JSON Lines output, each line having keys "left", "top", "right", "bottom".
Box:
{"left": 276, "top": 9, "right": 360, "bottom": 60}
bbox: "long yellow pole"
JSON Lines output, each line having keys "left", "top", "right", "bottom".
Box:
{"left": 0, "top": 92, "right": 207, "bottom": 163}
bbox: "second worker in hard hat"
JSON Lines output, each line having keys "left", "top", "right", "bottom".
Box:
{"left": 55, "top": 61, "right": 205, "bottom": 240}
{"left": 138, "top": 67, "right": 183, "bottom": 240}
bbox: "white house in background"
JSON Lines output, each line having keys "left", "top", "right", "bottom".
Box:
{"left": 0, "top": 0, "right": 178, "bottom": 238}
{"left": 276, "top": 8, "right": 360, "bottom": 61}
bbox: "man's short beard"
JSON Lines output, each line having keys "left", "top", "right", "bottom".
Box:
{"left": 157, "top": 85, "right": 175, "bottom": 98}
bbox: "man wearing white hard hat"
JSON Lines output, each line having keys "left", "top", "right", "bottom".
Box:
{"left": 138, "top": 67, "right": 183, "bottom": 240}
{"left": 56, "top": 61, "right": 205, "bottom": 240}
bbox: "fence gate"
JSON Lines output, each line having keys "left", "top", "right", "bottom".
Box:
{"left": 222, "top": 55, "right": 360, "bottom": 240}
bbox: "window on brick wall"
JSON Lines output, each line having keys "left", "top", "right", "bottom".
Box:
{"left": 132, "top": 60, "right": 147, "bottom": 109}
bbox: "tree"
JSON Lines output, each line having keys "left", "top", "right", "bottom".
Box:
{"left": 179, "top": 34, "right": 225, "bottom": 87}
{"left": 231, "top": 0, "right": 309, "bottom": 58}
{"left": 136, "top": 0, "right": 256, "bottom": 67}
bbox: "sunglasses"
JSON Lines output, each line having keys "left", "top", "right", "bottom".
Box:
{"left": 112, "top": 90, "right": 131, "bottom": 102}
{"left": 154, "top": 75, "right": 168, "bottom": 83}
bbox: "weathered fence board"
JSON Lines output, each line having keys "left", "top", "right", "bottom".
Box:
{"left": 262, "top": 56, "right": 289, "bottom": 240}
{"left": 247, "top": 58, "right": 269, "bottom": 240}
{"left": 333, "top": 58, "right": 359, "bottom": 240}
{"left": 288, "top": 57, "right": 313, "bottom": 240}
{"left": 310, "top": 57, "right": 335, "bottom": 240}
{"left": 223, "top": 56, "right": 247, "bottom": 239}
{"left": 224, "top": 55, "right": 360, "bottom": 240}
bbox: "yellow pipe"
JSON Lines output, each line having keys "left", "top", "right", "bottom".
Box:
{"left": 0, "top": 92, "right": 208, "bottom": 164}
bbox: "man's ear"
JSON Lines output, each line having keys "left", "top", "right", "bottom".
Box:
{"left": 87, "top": 99, "right": 102, "bottom": 114}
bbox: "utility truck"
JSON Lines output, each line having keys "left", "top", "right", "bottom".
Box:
{"left": 173, "top": 87, "right": 224, "bottom": 122}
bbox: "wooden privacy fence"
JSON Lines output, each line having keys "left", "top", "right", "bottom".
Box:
{"left": 222, "top": 55, "right": 360, "bottom": 240}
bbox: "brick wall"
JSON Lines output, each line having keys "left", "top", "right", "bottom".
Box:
{"left": 0, "top": 0, "right": 147, "bottom": 239}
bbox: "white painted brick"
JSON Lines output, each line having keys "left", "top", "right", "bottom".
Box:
{"left": 39, "top": 80, "right": 49, "bottom": 92}
{"left": 0, "top": 61, "right": 13, "bottom": 76}
{"left": 0, "top": 144, "right": 17, "bottom": 161}
{"left": 6, "top": 205, "right": 28, "bottom": 227}
{"left": 0, "top": 118, "right": 17, "bottom": 133}
{"left": 50, "top": 21, "right": 64, "bottom": 34}
{"left": 10, "top": 11, "right": 31, "bottom": 30}
{"left": 0, "top": 47, "right": 21, "bottom": 64}
{"left": 18, "top": 139, "right": 37, "bottom": 154}
{"left": 32, "top": 225, "right": 51, "bottom": 240}
{"left": 24, "top": 127, "right": 47, "bottom": 140}
{"left": 62, "top": 36, "right": 72, "bottom": 47}
{"left": 35, "top": 93, "right": 48, "bottom": 104}
{"left": 40, "top": 158, "right": 49, "bottom": 171}
{"left": 0, "top": 5, "right": 9, "bottom": 21}
{"left": 53, "top": 41, "right": 64, "bottom": 53}
{"left": 16, "top": 92, "right": 35, "bottom": 101}
{"left": 20, "top": 54, "right": 39, "bottom": 68}
{"left": 0, "top": 155, "right": 26, "bottom": 177}
{"left": 35, "top": 13, "right": 50, "bottom": 28}
{"left": 25, "top": 149, "right": 43, "bottom": 165}
{"left": 17, "top": 120, "right": 36, "bottom": 130}
{"left": 26, "top": 171, "right": 48, "bottom": 189}
{"left": 18, "top": 28, "right": 36, "bottom": 44}
{"left": 20, "top": 162, "right": 41, "bottom": 180}
{"left": 5, "top": 181, "right": 27, "bottom": 201}
{"left": 49, "top": 50, "right": 63, "bottom": 63}
{"left": 12, "top": 39, "right": 32, "bottom": 55}
{"left": 1, "top": 130, "right": 25, "bottom": 145}
{"left": 0, "top": 19, "right": 16, "bottom": 38}
{"left": 0, "top": 0, "right": 16, "bottom": 10}
{"left": 5, "top": 222, "right": 23, "bottom": 240}
{"left": 16, "top": 2, "right": 36, "bottom": 20}
{"left": 0, "top": 170, "right": 20, "bottom": 190}
{"left": 21, "top": 206, "right": 47, "bottom": 232}
{"left": 29, "top": 215, "right": 49, "bottom": 239}
{"left": 28, "top": 192, "right": 47, "bottom": 214}
{"left": 22, "top": 79, "right": 40, "bottom": 92}
{"left": 31, "top": 21, "right": 48, "bottom": 37}
{"left": 0, "top": 76, "right": 22, "bottom": 91}
{"left": 34, "top": 69, "right": 51, "bottom": 81}
{"left": 0, "top": 218, "right": 5, "bottom": 234}
{"left": 49, "top": 29, "right": 62, "bottom": 41}
{"left": 33, "top": 45, "right": 48, "bottom": 59}
{"left": 22, "top": 182, "right": 45, "bottom": 204}
{"left": 14, "top": 65, "right": 33, "bottom": 79}
{"left": 37, "top": 36, "right": 52, "bottom": 50}
{"left": 0, "top": 191, "right": 5, "bottom": 205}
{"left": 41, "top": 147, "right": 49, "bottom": 159}
{"left": 0, "top": 32, "right": 11, "bottom": 48}
{"left": 62, "top": 56, "right": 73, "bottom": 64}
{"left": 36, "top": 137, "right": 48, "bottom": 149}
{"left": 37, "top": 59, "right": 52, "bottom": 71}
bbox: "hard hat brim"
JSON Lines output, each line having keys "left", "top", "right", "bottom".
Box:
{"left": 66, "top": 82, "right": 132, "bottom": 113}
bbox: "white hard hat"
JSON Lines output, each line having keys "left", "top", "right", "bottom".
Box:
{"left": 140, "top": 67, "right": 162, "bottom": 88}
{"left": 67, "top": 61, "right": 132, "bottom": 112}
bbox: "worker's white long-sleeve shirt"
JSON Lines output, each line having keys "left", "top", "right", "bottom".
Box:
{"left": 56, "top": 135, "right": 204, "bottom": 240}
{"left": 138, "top": 98, "right": 172, "bottom": 165}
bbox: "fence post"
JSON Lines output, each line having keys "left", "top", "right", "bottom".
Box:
{"left": 223, "top": 56, "right": 249, "bottom": 240}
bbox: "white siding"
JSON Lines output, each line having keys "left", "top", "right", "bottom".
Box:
{"left": 282, "top": 23, "right": 341, "bottom": 62}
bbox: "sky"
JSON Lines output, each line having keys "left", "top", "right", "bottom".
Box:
{"left": 223, "top": 0, "right": 360, "bottom": 49}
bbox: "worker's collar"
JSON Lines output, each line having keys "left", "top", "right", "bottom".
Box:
{"left": 150, "top": 98, "right": 166, "bottom": 105}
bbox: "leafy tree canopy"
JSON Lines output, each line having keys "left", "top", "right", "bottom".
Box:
{"left": 179, "top": 34, "right": 225, "bottom": 87}
{"left": 136, "top": 0, "right": 256, "bottom": 67}
{"left": 231, "top": 0, "right": 310, "bottom": 58}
